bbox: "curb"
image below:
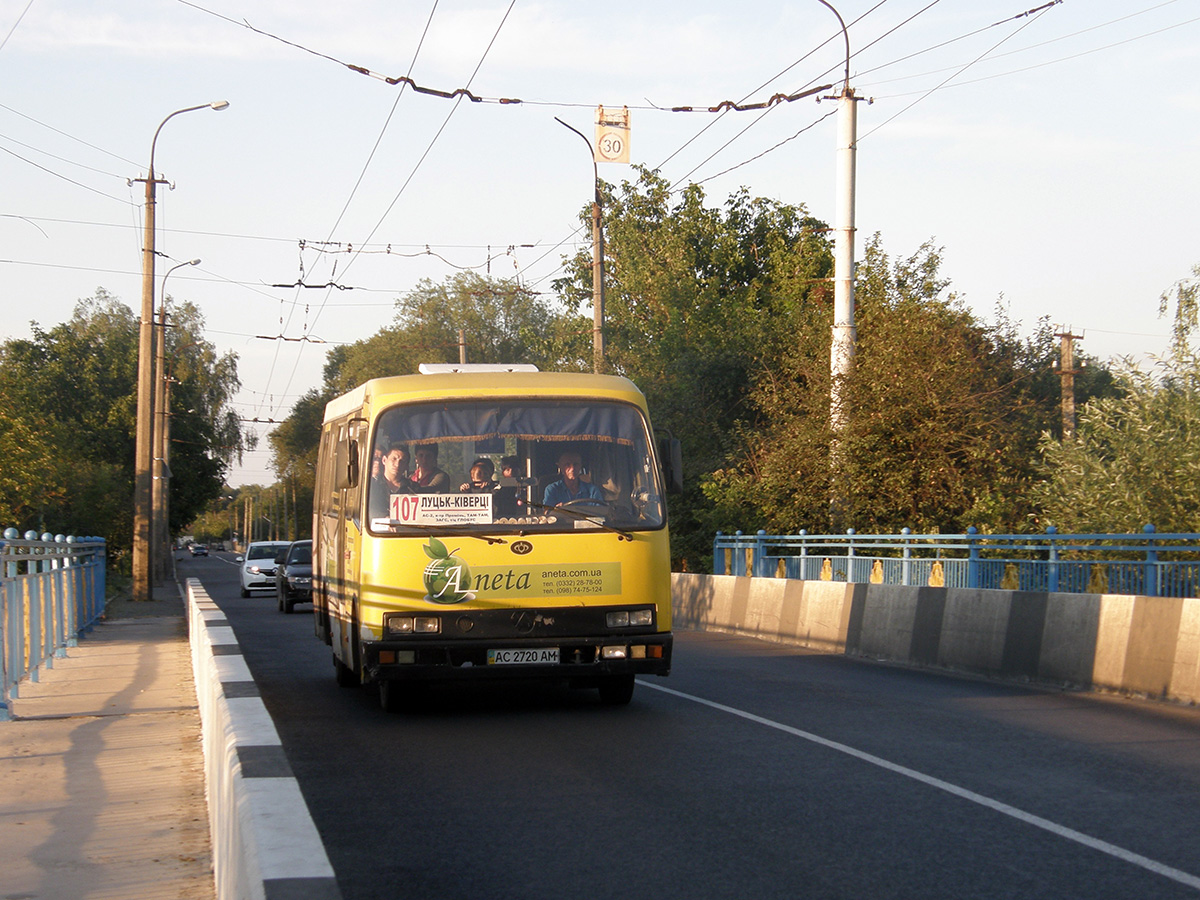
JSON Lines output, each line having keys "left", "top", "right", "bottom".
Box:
{"left": 185, "top": 578, "right": 342, "bottom": 900}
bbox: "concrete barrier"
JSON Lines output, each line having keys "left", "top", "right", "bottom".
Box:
{"left": 672, "top": 573, "right": 1200, "bottom": 705}
{"left": 186, "top": 579, "right": 342, "bottom": 900}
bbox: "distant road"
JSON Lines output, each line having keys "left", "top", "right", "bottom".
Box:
{"left": 181, "top": 553, "right": 1200, "bottom": 900}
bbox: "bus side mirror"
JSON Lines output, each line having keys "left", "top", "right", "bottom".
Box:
{"left": 659, "top": 437, "right": 683, "bottom": 494}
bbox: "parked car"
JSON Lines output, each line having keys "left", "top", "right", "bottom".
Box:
{"left": 237, "top": 541, "right": 291, "bottom": 597}
{"left": 275, "top": 539, "right": 313, "bottom": 614}
{"left": 189, "top": 543, "right": 209, "bottom": 557}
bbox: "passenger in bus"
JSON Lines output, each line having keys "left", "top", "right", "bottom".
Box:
{"left": 370, "top": 442, "right": 412, "bottom": 518}
{"left": 410, "top": 443, "right": 451, "bottom": 492}
{"left": 459, "top": 458, "right": 498, "bottom": 492}
{"left": 543, "top": 451, "right": 604, "bottom": 506}
{"left": 495, "top": 455, "right": 524, "bottom": 517}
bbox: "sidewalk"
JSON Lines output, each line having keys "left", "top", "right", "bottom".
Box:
{"left": 0, "top": 581, "right": 215, "bottom": 900}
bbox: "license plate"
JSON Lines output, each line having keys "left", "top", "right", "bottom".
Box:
{"left": 487, "top": 648, "right": 559, "bottom": 665}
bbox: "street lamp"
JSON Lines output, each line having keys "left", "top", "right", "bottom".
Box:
{"left": 153, "top": 258, "right": 200, "bottom": 580}
{"left": 555, "top": 117, "right": 605, "bottom": 373}
{"left": 133, "top": 101, "right": 228, "bottom": 601}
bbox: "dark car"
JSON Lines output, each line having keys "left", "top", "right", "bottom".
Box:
{"left": 189, "top": 543, "right": 209, "bottom": 557}
{"left": 275, "top": 539, "right": 313, "bottom": 614}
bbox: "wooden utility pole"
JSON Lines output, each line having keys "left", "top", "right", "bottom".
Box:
{"left": 1056, "top": 330, "right": 1083, "bottom": 439}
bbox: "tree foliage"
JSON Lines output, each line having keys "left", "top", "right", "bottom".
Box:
{"left": 325, "top": 272, "right": 577, "bottom": 394}
{"left": 0, "top": 290, "right": 247, "bottom": 562}
{"left": 1036, "top": 351, "right": 1200, "bottom": 533}
{"left": 265, "top": 173, "right": 1138, "bottom": 568}
{"left": 700, "top": 234, "right": 1094, "bottom": 538}
{"left": 556, "top": 167, "right": 834, "bottom": 566}
{"left": 269, "top": 273, "right": 579, "bottom": 502}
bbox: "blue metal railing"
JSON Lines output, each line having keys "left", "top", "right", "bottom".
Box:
{"left": 712, "top": 525, "right": 1200, "bottom": 599}
{"left": 1, "top": 529, "right": 107, "bottom": 720}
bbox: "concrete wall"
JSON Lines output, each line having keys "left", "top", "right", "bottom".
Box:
{"left": 672, "top": 573, "right": 1200, "bottom": 704}
{"left": 186, "top": 579, "right": 342, "bottom": 900}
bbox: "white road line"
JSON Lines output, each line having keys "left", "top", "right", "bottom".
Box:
{"left": 642, "top": 681, "right": 1200, "bottom": 892}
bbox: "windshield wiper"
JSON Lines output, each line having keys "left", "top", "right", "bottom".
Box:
{"left": 369, "top": 519, "right": 506, "bottom": 545}
{"left": 524, "top": 502, "right": 633, "bottom": 541}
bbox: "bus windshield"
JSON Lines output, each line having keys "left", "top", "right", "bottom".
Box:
{"left": 366, "top": 398, "right": 665, "bottom": 535}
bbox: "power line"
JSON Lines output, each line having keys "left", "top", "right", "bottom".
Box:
{"left": 860, "top": 3, "right": 1060, "bottom": 141}
{"left": 863, "top": 10, "right": 1200, "bottom": 97}
{"left": 0, "top": 143, "right": 135, "bottom": 205}
{"left": 277, "top": 0, "right": 519, "bottom": 422}
{"left": 0, "top": 101, "right": 140, "bottom": 167}
{"left": 0, "top": 0, "right": 34, "bottom": 54}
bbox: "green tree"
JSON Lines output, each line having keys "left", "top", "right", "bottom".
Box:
{"left": 1036, "top": 351, "right": 1200, "bottom": 533}
{"left": 270, "top": 272, "right": 583, "bottom": 508}
{"left": 703, "top": 237, "right": 1115, "bottom": 537}
{"left": 325, "top": 272, "right": 576, "bottom": 394}
{"left": 555, "top": 167, "right": 834, "bottom": 567}
{"left": 1160, "top": 262, "right": 1200, "bottom": 353}
{"left": 266, "top": 388, "right": 327, "bottom": 538}
{"left": 0, "top": 290, "right": 247, "bottom": 561}
{"left": 0, "top": 392, "right": 69, "bottom": 530}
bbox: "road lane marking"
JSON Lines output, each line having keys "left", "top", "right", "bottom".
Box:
{"left": 642, "top": 681, "right": 1200, "bottom": 892}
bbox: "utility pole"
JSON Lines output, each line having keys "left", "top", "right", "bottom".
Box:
{"left": 153, "top": 258, "right": 198, "bottom": 580}
{"left": 590, "top": 189, "right": 605, "bottom": 374}
{"left": 1056, "top": 330, "right": 1083, "bottom": 439}
{"left": 132, "top": 101, "right": 227, "bottom": 601}
{"left": 153, "top": 304, "right": 170, "bottom": 579}
{"left": 820, "top": 0, "right": 859, "bottom": 525}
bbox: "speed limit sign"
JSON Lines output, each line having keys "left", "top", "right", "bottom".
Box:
{"left": 594, "top": 105, "right": 630, "bottom": 164}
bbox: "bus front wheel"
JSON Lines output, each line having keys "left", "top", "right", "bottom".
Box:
{"left": 598, "top": 674, "right": 635, "bottom": 705}
{"left": 380, "top": 679, "right": 428, "bottom": 713}
{"left": 333, "top": 654, "right": 357, "bottom": 688}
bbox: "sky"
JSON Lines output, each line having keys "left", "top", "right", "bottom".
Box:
{"left": 1, "top": 0, "right": 1197, "bottom": 488}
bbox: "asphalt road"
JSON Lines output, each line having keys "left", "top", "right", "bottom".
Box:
{"left": 181, "top": 552, "right": 1200, "bottom": 900}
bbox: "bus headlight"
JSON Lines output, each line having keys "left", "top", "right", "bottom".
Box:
{"left": 606, "top": 609, "right": 653, "bottom": 628}
{"left": 385, "top": 615, "right": 441, "bottom": 635}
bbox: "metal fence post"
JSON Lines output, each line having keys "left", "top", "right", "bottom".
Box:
{"left": 754, "top": 530, "right": 767, "bottom": 578}
{"left": 799, "top": 529, "right": 808, "bottom": 580}
{"left": 1046, "top": 526, "right": 1059, "bottom": 593}
{"left": 846, "top": 529, "right": 855, "bottom": 583}
{"left": 1144, "top": 524, "right": 1159, "bottom": 597}
{"left": 713, "top": 532, "right": 724, "bottom": 575}
{"left": 967, "top": 526, "right": 980, "bottom": 589}
{"left": 901, "top": 527, "right": 912, "bottom": 586}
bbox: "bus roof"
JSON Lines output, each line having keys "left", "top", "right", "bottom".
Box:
{"left": 323, "top": 370, "right": 647, "bottom": 424}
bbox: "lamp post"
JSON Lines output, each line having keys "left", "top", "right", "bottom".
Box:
{"left": 555, "top": 117, "right": 605, "bottom": 373}
{"left": 133, "top": 101, "right": 227, "bottom": 601}
{"left": 816, "top": 0, "right": 858, "bottom": 527}
{"left": 153, "top": 258, "right": 200, "bottom": 579}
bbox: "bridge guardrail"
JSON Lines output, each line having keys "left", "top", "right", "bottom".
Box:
{"left": 1, "top": 529, "right": 107, "bottom": 720}
{"left": 713, "top": 525, "right": 1200, "bottom": 599}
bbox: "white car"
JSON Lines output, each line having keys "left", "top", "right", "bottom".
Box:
{"left": 237, "top": 541, "right": 292, "bottom": 597}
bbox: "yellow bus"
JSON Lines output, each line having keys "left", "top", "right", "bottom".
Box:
{"left": 313, "top": 364, "right": 679, "bottom": 710}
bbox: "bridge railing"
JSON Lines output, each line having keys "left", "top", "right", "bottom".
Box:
{"left": 712, "top": 525, "right": 1200, "bottom": 598}
{"left": 1, "top": 529, "right": 107, "bottom": 719}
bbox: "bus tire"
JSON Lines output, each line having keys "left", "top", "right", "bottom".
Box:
{"left": 380, "top": 680, "right": 427, "bottom": 713}
{"left": 333, "top": 653, "right": 357, "bottom": 688}
{"left": 598, "top": 674, "right": 635, "bottom": 705}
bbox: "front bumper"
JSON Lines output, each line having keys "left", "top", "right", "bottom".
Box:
{"left": 242, "top": 568, "right": 277, "bottom": 590}
{"left": 362, "top": 604, "right": 672, "bottom": 683}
